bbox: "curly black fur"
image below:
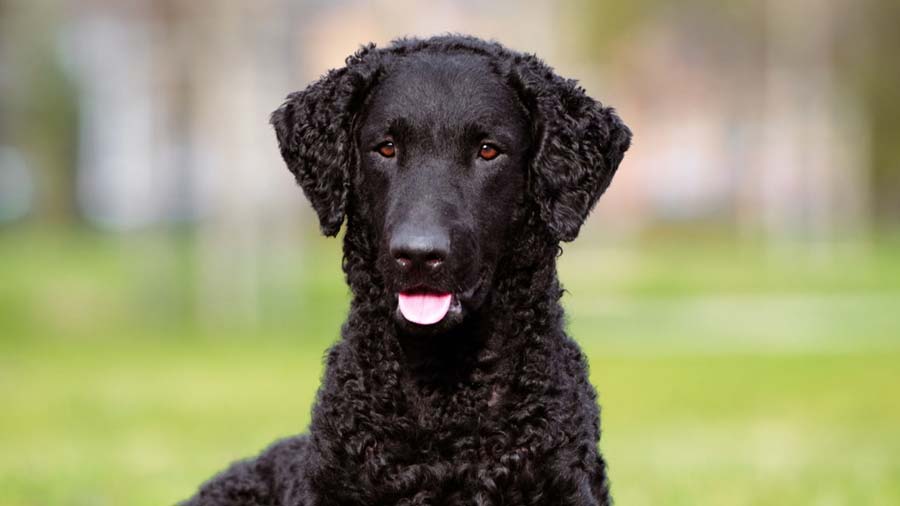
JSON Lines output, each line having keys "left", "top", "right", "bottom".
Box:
{"left": 183, "top": 35, "right": 631, "bottom": 506}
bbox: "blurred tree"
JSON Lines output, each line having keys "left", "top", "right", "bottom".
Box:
{"left": 842, "top": 0, "right": 900, "bottom": 221}
{"left": 572, "top": 0, "right": 900, "bottom": 230}
{"left": 1, "top": 1, "right": 79, "bottom": 224}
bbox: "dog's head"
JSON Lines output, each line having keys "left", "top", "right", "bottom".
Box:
{"left": 272, "top": 36, "right": 630, "bottom": 336}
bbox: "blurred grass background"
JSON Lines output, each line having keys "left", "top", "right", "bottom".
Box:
{"left": 2, "top": 0, "right": 900, "bottom": 504}
{"left": 2, "top": 229, "right": 898, "bottom": 505}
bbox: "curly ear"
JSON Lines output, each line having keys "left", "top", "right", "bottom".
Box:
{"left": 271, "top": 51, "right": 378, "bottom": 236}
{"left": 512, "top": 59, "right": 632, "bottom": 242}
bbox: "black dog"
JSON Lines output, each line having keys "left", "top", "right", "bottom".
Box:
{"left": 183, "top": 35, "right": 630, "bottom": 506}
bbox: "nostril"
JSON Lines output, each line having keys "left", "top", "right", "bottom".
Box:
{"left": 425, "top": 255, "right": 444, "bottom": 269}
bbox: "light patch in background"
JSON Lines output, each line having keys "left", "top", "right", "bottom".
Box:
{"left": 69, "top": 15, "right": 170, "bottom": 230}
{"left": 0, "top": 145, "right": 34, "bottom": 222}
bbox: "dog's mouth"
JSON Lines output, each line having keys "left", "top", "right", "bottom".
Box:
{"left": 395, "top": 277, "right": 484, "bottom": 327}
{"left": 397, "top": 290, "right": 458, "bottom": 325}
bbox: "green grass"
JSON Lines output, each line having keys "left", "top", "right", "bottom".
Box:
{"left": 595, "top": 352, "right": 900, "bottom": 506}
{"left": 1, "top": 227, "right": 899, "bottom": 504}
{"left": 2, "top": 343, "right": 897, "bottom": 505}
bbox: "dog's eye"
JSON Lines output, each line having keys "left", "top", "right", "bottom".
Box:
{"left": 376, "top": 142, "right": 396, "bottom": 158}
{"left": 478, "top": 144, "right": 500, "bottom": 161}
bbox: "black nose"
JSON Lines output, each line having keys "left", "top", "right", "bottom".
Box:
{"left": 389, "top": 225, "right": 450, "bottom": 271}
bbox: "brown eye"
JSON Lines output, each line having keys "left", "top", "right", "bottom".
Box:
{"left": 376, "top": 141, "right": 396, "bottom": 158}
{"left": 479, "top": 144, "right": 499, "bottom": 161}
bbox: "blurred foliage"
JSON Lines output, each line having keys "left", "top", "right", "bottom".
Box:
{"left": 2, "top": 0, "right": 900, "bottom": 226}
{"left": 570, "top": 0, "right": 765, "bottom": 54}
{"left": 0, "top": 1, "right": 80, "bottom": 223}
{"left": 850, "top": 0, "right": 900, "bottom": 217}
{"left": 573, "top": 0, "right": 900, "bottom": 222}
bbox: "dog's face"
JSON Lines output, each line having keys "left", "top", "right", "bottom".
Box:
{"left": 356, "top": 55, "right": 531, "bottom": 334}
{"left": 271, "top": 37, "right": 632, "bottom": 336}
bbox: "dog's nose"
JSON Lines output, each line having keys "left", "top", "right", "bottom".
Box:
{"left": 390, "top": 226, "right": 449, "bottom": 271}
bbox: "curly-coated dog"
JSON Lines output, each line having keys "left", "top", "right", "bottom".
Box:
{"left": 183, "top": 35, "right": 631, "bottom": 506}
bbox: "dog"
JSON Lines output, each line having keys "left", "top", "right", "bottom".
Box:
{"left": 182, "top": 34, "right": 631, "bottom": 506}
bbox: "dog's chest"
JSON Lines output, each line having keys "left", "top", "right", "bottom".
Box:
{"left": 329, "top": 397, "right": 555, "bottom": 505}
{"left": 387, "top": 387, "right": 545, "bottom": 462}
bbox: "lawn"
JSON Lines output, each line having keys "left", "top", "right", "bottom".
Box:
{"left": 1, "top": 228, "right": 898, "bottom": 505}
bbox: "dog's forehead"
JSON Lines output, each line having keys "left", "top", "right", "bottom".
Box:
{"left": 364, "top": 54, "right": 519, "bottom": 126}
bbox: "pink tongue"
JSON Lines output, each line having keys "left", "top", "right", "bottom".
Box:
{"left": 398, "top": 292, "right": 453, "bottom": 325}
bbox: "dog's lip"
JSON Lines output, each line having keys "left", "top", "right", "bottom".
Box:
{"left": 396, "top": 277, "right": 483, "bottom": 305}
{"left": 398, "top": 285, "right": 449, "bottom": 295}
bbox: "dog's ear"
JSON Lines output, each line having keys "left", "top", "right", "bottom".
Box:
{"left": 271, "top": 56, "right": 377, "bottom": 236}
{"left": 512, "top": 59, "right": 632, "bottom": 242}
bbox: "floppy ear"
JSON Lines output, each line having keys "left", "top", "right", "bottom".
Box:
{"left": 271, "top": 55, "right": 377, "bottom": 236}
{"left": 513, "top": 59, "right": 632, "bottom": 242}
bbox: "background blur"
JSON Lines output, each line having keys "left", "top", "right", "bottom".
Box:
{"left": 1, "top": 0, "right": 899, "bottom": 504}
